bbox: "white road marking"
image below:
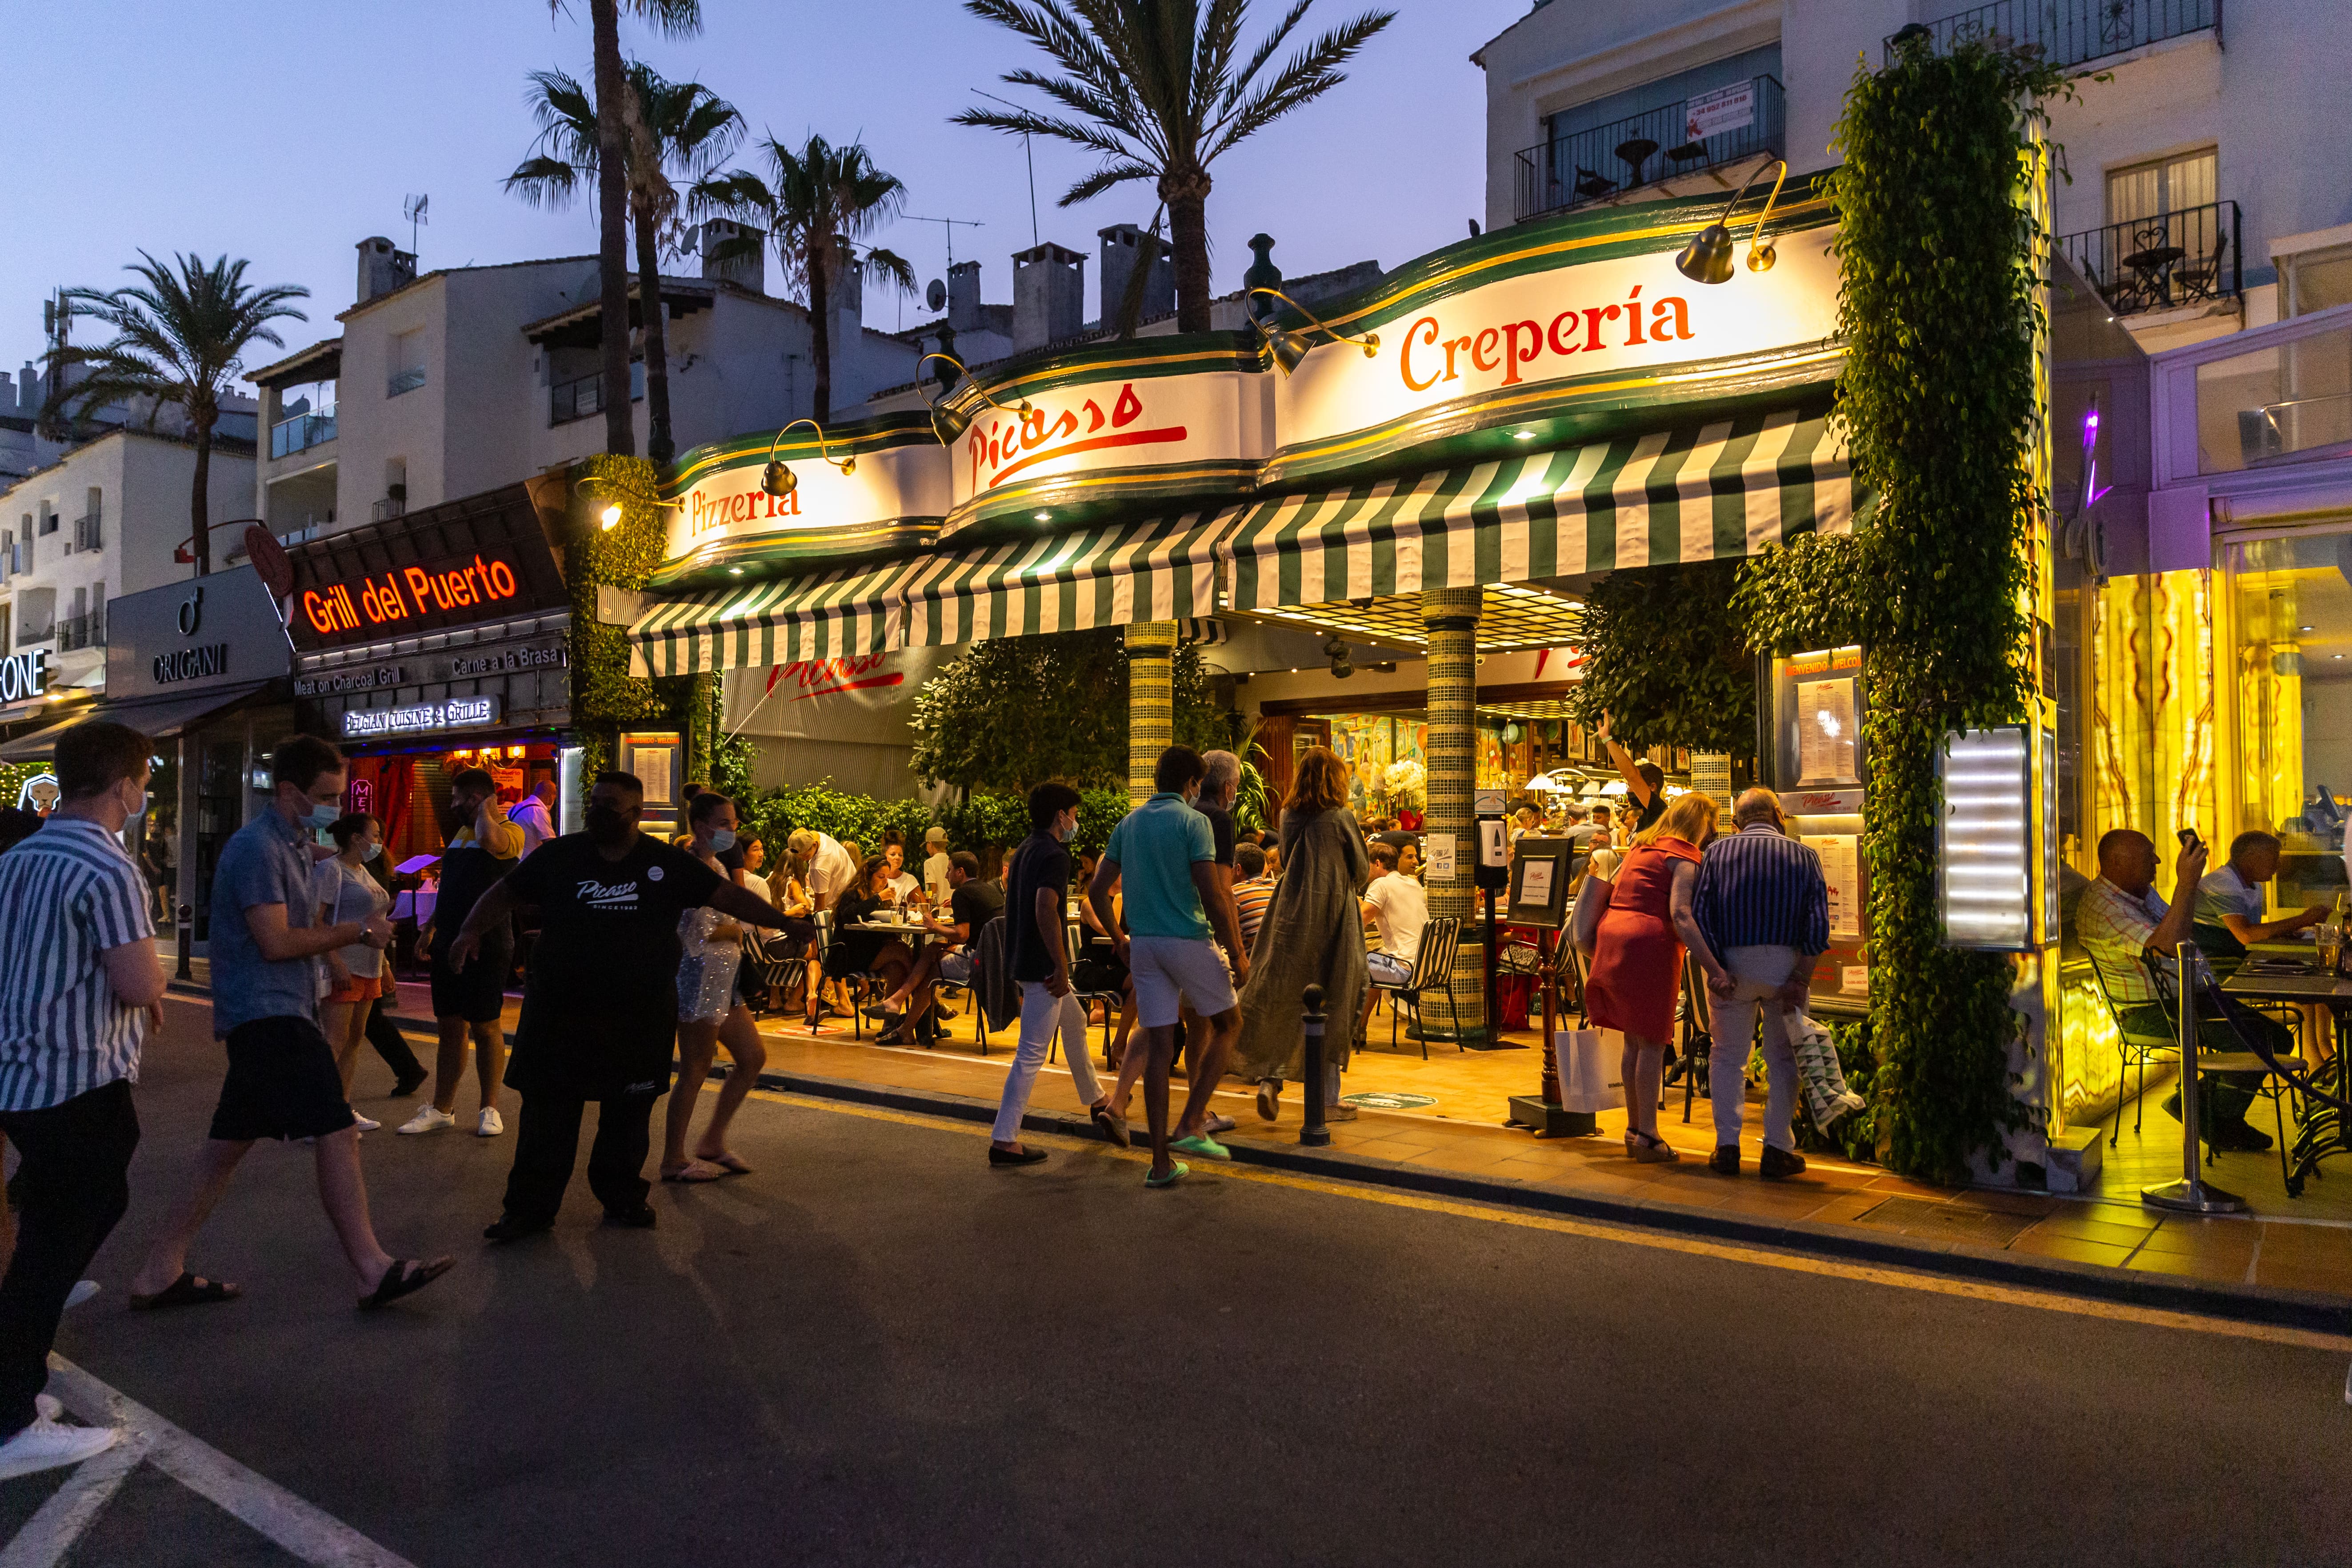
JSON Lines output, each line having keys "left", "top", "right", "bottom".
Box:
{"left": 9, "top": 1356, "right": 419, "bottom": 1568}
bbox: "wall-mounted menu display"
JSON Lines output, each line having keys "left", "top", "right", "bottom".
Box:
{"left": 1769, "top": 647, "right": 1871, "bottom": 1016}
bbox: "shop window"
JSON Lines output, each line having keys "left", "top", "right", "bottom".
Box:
{"left": 2106, "top": 148, "right": 2216, "bottom": 227}
{"left": 2194, "top": 319, "right": 2352, "bottom": 474}
{"left": 2223, "top": 532, "right": 2352, "bottom": 910}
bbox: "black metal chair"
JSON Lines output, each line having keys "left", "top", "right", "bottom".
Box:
{"left": 1065, "top": 919, "right": 1125, "bottom": 1068}
{"left": 1677, "top": 953, "right": 1717, "bottom": 1124}
{"left": 1377, "top": 915, "right": 1464, "bottom": 1059}
{"left": 2083, "top": 950, "right": 2176, "bottom": 1147}
{"left": 2146, "top": 955, "right": 2306, "bottom": 1192}
{"left": 930, "top": 916, "right": 1001, "bottom": 1056}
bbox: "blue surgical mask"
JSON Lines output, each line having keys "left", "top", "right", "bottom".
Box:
{"left": 709, "top": 828, "right": 737, "bottom": 852}
{"left": 305, "top": 803, "right": 339, "bottom": 830}
{"left": 363, "top": 842, "right": 383, "bottom": 863}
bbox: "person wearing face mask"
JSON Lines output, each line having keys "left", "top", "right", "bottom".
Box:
{"left": 313, "top": 813, "right": 414, "bottom": 1125}
{"left": 401, "top": 768, "right": 524, "bottom": 1140}
{"left": 660, "top": 793, "right": 769, "bottom": 1182}
{"left": 132, "top": 736, "right": 450, "bottom": 1314}
{"left": 450, "top": 772, "right": 789, "bottom": 1239}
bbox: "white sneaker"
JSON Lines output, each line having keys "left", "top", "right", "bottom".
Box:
{"left": 350, "top": 1110, "right": 382, "bottom": 1133}
{"left": 64, "top": 1281, "right": 98, "bottom": 1310}
{"left": 476, "top": 1108, "right": 505, "bottom": 1138}
{"left": 397, "top": 1105, "right": 456, "bottom": 1135}
{"left": 0, "top": 1417, "right": 119, "bottom": 1481}
{"left": 35, "top": 1395, "right": 60, "bottom": 1422}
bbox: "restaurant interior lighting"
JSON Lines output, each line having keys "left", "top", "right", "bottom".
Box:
{"left": 1513, "top": 429, "right": 1537, "bottom": 440}
{"left": 763, "top": 419, "right": 856, "bottom": 499}
{"left": 1675, "top": 157, "right": 1789, "bottom": 285}
{"left": 1245, "top": 287, "right": 1379, "bottom": 376}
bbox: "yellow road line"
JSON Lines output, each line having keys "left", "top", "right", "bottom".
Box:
{"left": 747, "top": 1086, "right": 2352, "bottom": 1355}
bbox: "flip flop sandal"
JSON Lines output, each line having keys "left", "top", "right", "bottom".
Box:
{"left": 1144, "top": 1161, "right": 1190, "bottom": 1189}
{"left": 661, "top": 1160, "right": 728, "bottom": 1183}
{"left": 361, "top": 1256, "right": 453, "bottom": 1311}
{"left": 128, "top": 1272, "right": 241, "bottom": 1311}
{"left": 696, "top": 1152, "right": 755, "bottom": 1176}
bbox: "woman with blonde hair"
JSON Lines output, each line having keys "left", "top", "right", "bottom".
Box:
{"left": 1581, "top": 791, "right": 1724, "bottom": 1163}
{"left": 1233, "top": 747, "right": 1371, "bottom": 1122}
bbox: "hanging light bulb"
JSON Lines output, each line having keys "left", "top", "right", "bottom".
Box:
{"left": 598, "top": 504, "right": 622, "bottom": 530}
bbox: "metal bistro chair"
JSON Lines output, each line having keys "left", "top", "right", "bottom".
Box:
{"left": 931, "top": 915, "right": 1001, "bottom": 1056}
{"left": 2083, "top": 951, "right": 2177, "bottom": 1147}
{"left": 1378, "top": 915, "right": 1465, "bottom": 1059}
{"left": 1065, "top": 917, "right": 1125, "bottom": 1068}
{"left": 2147, "top": 956, "right": 2308, "bottom": 1192}
{"left": 816, "top": 908, "right": 889, "bottom": 1042}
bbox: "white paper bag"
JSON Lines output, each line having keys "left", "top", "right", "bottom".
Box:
{"left": 1553, "top": 1028, "right": 1623, "bottom": 1113}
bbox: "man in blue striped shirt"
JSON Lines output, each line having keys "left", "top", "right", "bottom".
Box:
{"left": 0, "top": 722, "right": 168, "bottom": 1479}
{"left": 1687, "top": 788, "right": 1830, "bottom": 1179}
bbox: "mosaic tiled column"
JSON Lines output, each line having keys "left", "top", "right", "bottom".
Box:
{"left": 1421, "top": 588, "right": 1487, "bottom": 1043}
{"left": 1126, "top": 620, "right": 1178, "bottom": 806}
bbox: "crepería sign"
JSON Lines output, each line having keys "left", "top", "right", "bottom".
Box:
{"left": 340, "top": 695, "right": 503, "bottom": 740}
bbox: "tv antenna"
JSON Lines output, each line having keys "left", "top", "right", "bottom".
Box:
{"left": 901, "top": 214, "right": 986, "bottom": 274}
{"left": 403, "top": 194, "right": 429, "bottom": 260}
{"left": 972, "top": 90, "right": 1040, "bottom": 247}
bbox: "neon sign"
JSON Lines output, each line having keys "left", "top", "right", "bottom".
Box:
{"left": 300, "top": 552, "right": 524, "bottom": 641}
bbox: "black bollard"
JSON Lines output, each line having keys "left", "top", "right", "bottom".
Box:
{"left": 175, "top": 901, "right": 193, "bottom": 981}
{"left": 1301, "top": 983, "right": 1329, "bottom": 1148}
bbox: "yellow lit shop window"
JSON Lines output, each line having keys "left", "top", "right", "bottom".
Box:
{"left": 2224, "top": 531, "right": 2352, "bottom": 910}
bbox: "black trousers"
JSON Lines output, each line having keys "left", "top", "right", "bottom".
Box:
{"left": 2118, "top": 997, "right": 2283, "bottom": 1125}
{"left": 363, "top": 996, "right": 424, "bottom": 1084}
{"left": 500, "top": 1091, "right": 656, "bottom": 1224}
{"left": 0, "top": 1080, "right": 139, "bottom": 1439}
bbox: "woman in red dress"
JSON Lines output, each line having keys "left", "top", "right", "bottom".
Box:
{"left": 1581, "top": 792, "right": 1725, "bottom": 1162}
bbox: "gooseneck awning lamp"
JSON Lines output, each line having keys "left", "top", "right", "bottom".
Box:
{"left": 761, "top": 419, "right": 857, "bottom": 500}
{"left": 1245, "top": 288, "right": 1380, "bottom": 376}
{"left": 1674, "top": 157, "right": 1791, "bottom": 285}
{"left": 916, "top": 352, "right": 1032, "bottom": 446}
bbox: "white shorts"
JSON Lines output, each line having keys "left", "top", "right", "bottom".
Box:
{"left": 1128, "top": 936, "right": 1237, "bottom": 1029}
{"left": 1367, "top": 950, "right": 1414, "bottom": 987}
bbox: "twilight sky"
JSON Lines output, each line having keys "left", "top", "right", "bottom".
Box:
{"left": 5, "top": 0, "right": 1532, "bottom": 389}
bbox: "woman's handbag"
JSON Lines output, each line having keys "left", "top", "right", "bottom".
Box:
{"left": 1568, "top": 872, "right": 1613, "bottom": 956}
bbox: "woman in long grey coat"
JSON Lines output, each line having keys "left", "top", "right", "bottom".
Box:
{"left": 1234, "top": 747, "right": 1370, "bottom": 1123}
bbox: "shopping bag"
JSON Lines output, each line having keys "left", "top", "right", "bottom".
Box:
{"left": 1553, "top": 1028, "right": 1623, "bottom": 1113}
{"left": 1790, "top": 1012, "right": 1865, "bottom": 1132}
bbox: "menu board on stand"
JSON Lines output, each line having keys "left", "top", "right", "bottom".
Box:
{"left": 1768, "top": 646, "right": 1870, "bottom": 1016}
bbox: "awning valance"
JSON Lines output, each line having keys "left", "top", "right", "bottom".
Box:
{"left": 627, "top": 410, "right": 1855, "bottom": 676}
{"left": 0, "top": 680, "right": 280, "bottom": 764}
{"left": 1222, "top": 408, "right": 1852, "bottom": 612}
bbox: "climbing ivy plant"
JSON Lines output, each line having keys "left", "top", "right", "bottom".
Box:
{"left": 1565, "top": 559, "right": 1754, "bottom": 756}
{"left": 567, "top": 454, "right": 695, "bottom": 780}
{"left": 1738, "top": 35, "right": 2071, "bottom": 1183}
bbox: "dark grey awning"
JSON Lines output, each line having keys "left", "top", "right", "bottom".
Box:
{"left": 0, "top": 680, "right": 278, "bottom": 763}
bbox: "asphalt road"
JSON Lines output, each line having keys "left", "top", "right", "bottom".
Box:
{"left": 5, "top": 992, "right": 2349, "bottom": 1567}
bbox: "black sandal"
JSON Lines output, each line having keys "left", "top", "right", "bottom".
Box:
{"left": 128, "top": 1272, "right": 241, "bottom": 1311}
{"left": 360, "top": 1256, "right": 454, "bottom": 1310}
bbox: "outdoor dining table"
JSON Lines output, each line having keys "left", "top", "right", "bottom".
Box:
{"left": 2218, "top": 950, "right": 2352, "bottom": 1195}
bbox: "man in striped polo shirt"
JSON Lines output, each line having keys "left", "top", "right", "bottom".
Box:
{"left": 0, "top": 722, "right": 168, "bottom": 1479}
{"left": 1688, "top": 787, "right": 1830, "bottom": 1180}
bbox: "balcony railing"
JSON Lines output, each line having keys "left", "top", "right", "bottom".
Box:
{"left": 550, "top": 362, "right": 647, "bottom": 426}
{"left": 370, "top": 496, "right": 406, "bottom": 523}
{"left": 268, "top": 410, "right": 336, "bottom": 459}
{"left": 69, "top": 513, "right": 101, "bottom": 553}
{"left": 55, "top": 609, "right": 105, "bottom": 652}
{"left": 1887, "top": 0, "right": 2218, "bottom": 69}
{"left": 2058, "top": 199, "right": 2240, "bottom": 320}
{"left": 1516, "top": 75, "right": 1785, "bottom": 225}
{"left": 386, "top": 367, "right": 427, "bottom": 398}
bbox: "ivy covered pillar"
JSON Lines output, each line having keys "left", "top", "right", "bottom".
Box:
{"left": 1126, "top": 620, "right": 1177, "bottom": 805}
{"left": 1422, "top": 588, "right": 1487, "bottom": 1044}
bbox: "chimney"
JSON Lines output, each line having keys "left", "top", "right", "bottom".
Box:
{"left": 1012, "top": 242, "right": 1085, "bottom": 354}
{"left": 947, "top": 260, "right": 984, "bottom": 332}
{"left": 696, "top": 218, "right": 763, "bottom": 293}
{"left": 828, "top": 235, "right": 864, "bottom": 326}
{"left": 356, "top": 237, "right": 416, "bottom": 304}
{"left": 1097, "top": 224, "right": 1174, "bottom": 329}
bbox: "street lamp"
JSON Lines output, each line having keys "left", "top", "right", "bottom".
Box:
{"left": 762, "top": 419, "right": 857, "bottom": 500}
{"left": 1244, "top": 287, "right": 1380, "bottom": 376}
{"left": 1674, "top": 157, "right": 1791, "bottom": 285}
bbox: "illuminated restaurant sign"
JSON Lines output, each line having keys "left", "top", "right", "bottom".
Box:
{"left": 299, "top": 551, "right": 525, "bottom": 640}
{"left": 340, "top": 694, "right": 502, "bottom": 740}
{"left": 283, "top": 482, "right": 571, "bottom": 653}
{"left": 656, "top": 414, "right": 948, "bottom": 586}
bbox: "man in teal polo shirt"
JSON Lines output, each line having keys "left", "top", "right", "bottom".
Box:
{"left": 1088, "top": 746, "right": 1249, "bottom": 1187}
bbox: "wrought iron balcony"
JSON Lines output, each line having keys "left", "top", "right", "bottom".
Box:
{"left": 55, "top": 609, "right": 105, "bottom": 652}
{"left": 1887, "top": 0, "right": 2219, "bottom": 69}
{"left": 2058, "top": 199, "right": 2240, "bottom": 320}
{"left": 1515, "top": 75, "right": 1785, "bottom": 225}
{"left": 268, "top": 410, "right": 336, "bottom": 459}
{"left": 550, "top": 362, "right": 646, "bottom": 426}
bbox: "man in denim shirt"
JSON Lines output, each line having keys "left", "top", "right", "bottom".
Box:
{"left": 132, "top": 736, "right": 452, "bottom": 1312}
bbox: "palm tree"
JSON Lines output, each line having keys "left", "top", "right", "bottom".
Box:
{"left": 956, "top": 0, "right": 1396, "bottom": 335}
{"left": 506, "top": 63, "right": 744, "bottom": 464}
{"left": 41, "top": 253, "right": 308, "bottom": 577}
{"left": 548, "top": 0, "right": 703, "bottom": 457}
{"left": 697, "top": 136, "right": 917, "bottom": 424}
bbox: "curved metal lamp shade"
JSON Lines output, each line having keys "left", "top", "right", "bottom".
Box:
{"left": 1673, "top": 158, "right": 1789, "bottom": 285}
{"left": 762, "top": 419, "right": 855, "bottom": 499}
{"left": 1245, "top": 288, "right": 1379, "bottom": 377}
{"left": 917, "top": 352, "right": 1029, "bottom": 446}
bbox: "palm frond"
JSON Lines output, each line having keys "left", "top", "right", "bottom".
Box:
{"left": 622, "top": 0, "right": 703, "bottom": 40}
{"left": 1207, "top": 8, "right": 1396, "bottom": 162}
{"left": 1058, "top": 160, "right": 1157, "bottom": 207}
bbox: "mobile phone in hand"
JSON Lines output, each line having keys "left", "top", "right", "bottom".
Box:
{"left": 2176, "top": 828, "right": 2204, "bottom": 854}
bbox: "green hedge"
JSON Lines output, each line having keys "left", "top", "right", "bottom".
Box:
{"left": 724, "top": 780, "right": 1134, "bottom": 864}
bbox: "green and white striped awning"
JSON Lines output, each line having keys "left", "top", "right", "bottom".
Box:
{"left": 629, "top": 411, "right": 1854, "bottom": 676}
{"left": 895, "top": 512, "right": 1229, "bottom": 650}
{"left": 1221, "top": 409, "right": 1852, "bottom": 612}
{"left": 628, "top": 559, "right": 910, "bottom": 677}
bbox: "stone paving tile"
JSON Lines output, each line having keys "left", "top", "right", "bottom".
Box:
{"left": 2126, "top": 1250, "right": 2252, "bottom": 1284}
{"left": 2134, "top": 1220, "right": 2262, "bottom": 1260}
{"left": 1398, "top": 1144, "right": 1536, "bottom": 1176}
{"left": 2008, "top": 1232, "right": 2137, "bottom": 1269}
{"left": 2252, "top": 1260, "right": 2352, "bottom": 1295}
{"left": 2032, "top": 1216, "right": 2161, "bottom": 1250}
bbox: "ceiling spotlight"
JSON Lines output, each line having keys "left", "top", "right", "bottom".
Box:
{"left": 1676, "top": 158, "right": 1788, "bottom": 285}
{"left": 2302, "top": 624, "right": 2316, "bottom": 632}
{"left": 728, "top": 566, "right": 744, "bottom": 576}
{"left": 1035, "top": 511, "right": 1052, "bottom": 523}
{"left": 1512, "top": 430, "right": 1538, "bottom": 441}
{"left": 598, "top": 504, "right": 622, "bottom": 530}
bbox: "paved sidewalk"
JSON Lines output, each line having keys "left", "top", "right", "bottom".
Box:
{"left": 163, "top": 968, "right": 2352, "bottom": 1327}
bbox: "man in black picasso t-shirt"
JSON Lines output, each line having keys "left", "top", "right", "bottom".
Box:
{"left": 448, "top": 771, "right": 787, "bottom": 1237}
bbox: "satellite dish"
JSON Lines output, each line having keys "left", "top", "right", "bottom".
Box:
{"left": 926, "top": 279, "right": 947, "bottom": 312}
